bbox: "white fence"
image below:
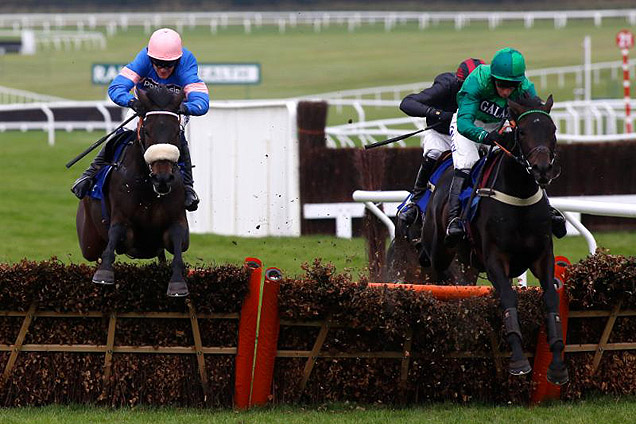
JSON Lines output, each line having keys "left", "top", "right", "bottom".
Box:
{"left": 0, "top": 29, "right": 106, "bottom": 53}
{"left": 0, "top": 10, "right": 635, "bottom": 34}
{"left": 0, "top": 85, "right": 67, "bottom": 104}
{"left": 312, "top": 59, "right": 636, "bottom": 101}
{"left": 0, "top": 100, "right": 120, "bottom": 145}
{"left": 2, "top": 97, "right": 636, "bottom": 147}
{"left": 324, "top": 98, "right": 636, "bottom": 147}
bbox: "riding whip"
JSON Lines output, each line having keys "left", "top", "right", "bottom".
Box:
{"left": 65, "top": 113, "right": 139, "bottom": 169}
{"left": 363, "top": 121, "right": 444, "bottom": 150}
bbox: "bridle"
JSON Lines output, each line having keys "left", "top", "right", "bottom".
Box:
{"left": 137, "top": 110, "right": 183, "bottom": 196}
{"left": 137, "top": 110, "right": 182, "bottom": 152}
{"left": 492, "top": 109, "right": 556, "bottom": 184}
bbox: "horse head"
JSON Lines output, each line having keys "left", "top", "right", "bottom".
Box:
{"left": 507, "top": 94, "right": 561, "bottom": 187}
{"left": 137, "top": 86, "right": 185, "bottom": 196}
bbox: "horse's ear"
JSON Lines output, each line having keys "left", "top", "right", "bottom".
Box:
{"left": 137, "top": 89, "right": 150, "bottom": 107}
{"left": 542, "top": 95, "right": 554, "bottom": 113}
{"left": 507, "top": 98, "right": 525, "bottom": 119}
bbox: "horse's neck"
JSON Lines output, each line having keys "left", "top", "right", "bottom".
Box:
{"left": 120, "top": 140, "right": 150, "bottom": 182}
{"left": 492, "top": 153, "right": 539, "bottom": 198}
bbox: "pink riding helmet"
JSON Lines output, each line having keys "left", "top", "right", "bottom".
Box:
{"left": 147, "top": 28, "right": 183, "bottom": 61}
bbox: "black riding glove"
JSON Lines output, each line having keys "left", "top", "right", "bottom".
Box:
{"left": 178, "top": 103, "right": 190, "bottom": 116}
{"left": 427, "top": 108, "right": 454, "bottom": 122}
{"left": 128, "top": 98, "right": 145, "bottom": 115}
{"left": 484, "top": 129, "right": 500, "bottom": 146}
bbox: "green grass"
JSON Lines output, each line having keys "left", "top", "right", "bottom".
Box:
{"left": 1, "top": 130, "right": 635, "bottom": 279}
{"left": 0, "top": 130, "right": 368, "bottom": 276}
{"left": 1, "top": 397, "right": 636, "bottom": 423}
{"left": 0, "top": 19, "right": 632, "bottom": 103}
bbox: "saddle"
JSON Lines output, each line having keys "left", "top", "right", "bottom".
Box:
{"left": 89, "top": 130, "right": 135, "bottom": 201}
{"left": 397, "top": 151, "right": 453, "bottom": 216}
{"left": 458, "top": 153, "right": 497, "bottom": 222}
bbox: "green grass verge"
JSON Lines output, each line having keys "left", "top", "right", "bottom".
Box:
{"left": 0, "top": 19, "right": 632, "bottom": 102}
{"left": 0, "top": 130, "right": 369, "bottom": 276}
{"left": 1, "top": 397, "right": 636, "bottom": 423}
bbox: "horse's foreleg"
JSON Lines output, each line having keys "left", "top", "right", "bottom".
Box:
{"left": 531, "top": 253, "right": 569, "bottom": 385}
{"left": 486, "top": 256, "right": 532, "bottom": 376}
{"left": 166, "top": 223, "right": 188, "bottom": 297}
{"left": 92, "top": 223, "right": 126, "bottom": 285}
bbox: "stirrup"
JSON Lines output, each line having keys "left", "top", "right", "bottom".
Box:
{"left": 445, "top": 218, "right": 465, "bottom": 247}
{"left": 398, "top": 202, "right": 419, "bottom": 224}
{"left": 446, "top": 217, "right": 464, "bottom": 236}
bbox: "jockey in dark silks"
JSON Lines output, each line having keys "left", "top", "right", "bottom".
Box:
{"left": 397, "top": 58, "right": 484, "bottom": 226}
{"left": 71, "top": 28, "right": 209, "bottom": 212}
{"left": 445, "top": 47, "right": 566, "bottom": 246}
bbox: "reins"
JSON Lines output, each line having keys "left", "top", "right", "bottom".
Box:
{"left": 491, "top": 109, "right": 556, "bottom": 180}
{"left": 479, "top": 108, "right": 555, "bottom": 206}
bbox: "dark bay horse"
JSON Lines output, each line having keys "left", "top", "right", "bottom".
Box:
{"left": 419, "top": 94, "right": 568, "bottom": 384}
{"left": 384, "top": 190, "right": 478, "bottom": 285}
{"left": 76, "top": 85, "right": 190, "bottom": 297}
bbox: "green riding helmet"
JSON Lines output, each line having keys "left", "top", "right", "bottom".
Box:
{"left": 491, "top": 48, "right": 526, "bottom": 82}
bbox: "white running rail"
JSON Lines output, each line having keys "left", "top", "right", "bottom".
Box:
{"left": 311, "top": 59, "right": 636, "bottom": 101}
{"left": 0, "top": 29, "right": 106, "bottom": 51}
{"left": 1, "top": 97, "right": 636, "bottom": 146}
{"left": 352, "top": 190, "right": 636, "bottom": 255}
{"left": 0, "top": 100, "right": 120, "bottom": 145}
{"left": 0, "top": 85, "right": 67, "bottom": 104}
{"left": 324, "top": 99, "right": 636, "bottom": 147}
{"left": 0, "top": 10, "right": 634, "bottom": 34}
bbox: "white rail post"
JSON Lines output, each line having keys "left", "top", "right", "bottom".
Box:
{"left": 40, "top": 104, "right": 55, "bottom": 146}
{"left": 583, "top": 36, "right": 592, "bottom": 101}
{"left": 95, "top": 103, "right": 113, "bottom": 133}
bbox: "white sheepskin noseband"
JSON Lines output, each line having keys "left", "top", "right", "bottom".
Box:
{"left": 144, "top": 143, "right": 180, "bottom": 164}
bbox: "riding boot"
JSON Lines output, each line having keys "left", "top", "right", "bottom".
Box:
{"left": 179, "top": 136, "right": 199, "bottom": 212}
{"left": 444, "top": 168, "right": 470, "bottom": 247}
{"left": 550, "top": 206, "right": 567, "bottom": 239}
{"left": 71, "top": 145, "right": 109, "bottom": 199}
{"left": 398, "top": 156, "right": 437, "bottom": 226}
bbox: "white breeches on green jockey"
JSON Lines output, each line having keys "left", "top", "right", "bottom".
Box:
{"left": 449, "top": 113, "right": 499, "bottom": 170}
{"left": 421, "top": 129, "right": 451, "bottom": 160}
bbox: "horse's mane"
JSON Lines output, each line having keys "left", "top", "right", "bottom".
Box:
{"left": 514, "top": 92, "right": 544, "bottom": 109}
{"left": 142, "top": 85, "right": 180, "bottom": 109}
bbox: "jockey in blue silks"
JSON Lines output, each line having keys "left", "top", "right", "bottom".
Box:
{"left": 72, "top": 28, "right": 209, "bottom": 212}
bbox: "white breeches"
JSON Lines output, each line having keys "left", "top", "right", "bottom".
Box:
{"left": 421, "top": 129, "right": 451, "bottom": 159}
{"left": 450, "top": 113, "right": 499, "bottom": 170}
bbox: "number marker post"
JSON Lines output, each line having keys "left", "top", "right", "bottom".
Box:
{"left": 616, "top": 29, "right": 634, "bottom": 133}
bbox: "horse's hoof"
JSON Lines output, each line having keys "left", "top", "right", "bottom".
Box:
{"left": 509, "top": 358, "right": 532, "bottom": 376}
{"left": 547, "top": 363, "right": 569, "bottom": 385}
{"left": 167, "top": 281, "right": 189, "bottom": 297}
{"left": 92, "top": 269, "right": 115, "bottom": 285}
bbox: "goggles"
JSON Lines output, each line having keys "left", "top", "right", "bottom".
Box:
{"left": 494, "top": 78, "right": 521, "bottom": 89}
{"left": 150, "top": 57, "right": 179, "bottom": 69}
